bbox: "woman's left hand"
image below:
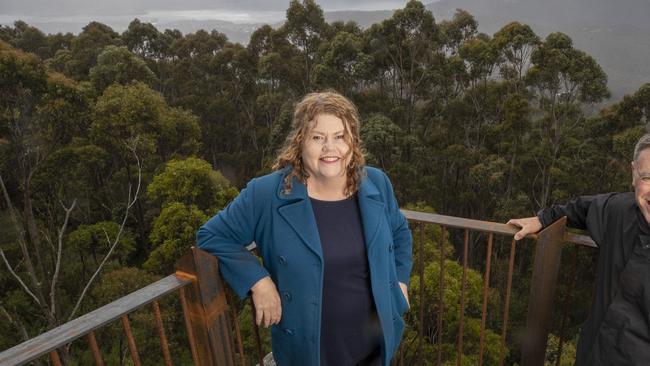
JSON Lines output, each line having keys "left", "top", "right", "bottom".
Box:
{"left": 399, "top": 282, "right": 409, "bottom": 308}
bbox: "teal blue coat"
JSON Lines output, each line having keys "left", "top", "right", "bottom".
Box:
{"left": 197, "top": 166, "right": 413, "bottom": 366}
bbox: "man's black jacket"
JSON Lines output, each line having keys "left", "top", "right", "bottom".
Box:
{"left": 538, "top": 192, "right": 650, "bottom": 365}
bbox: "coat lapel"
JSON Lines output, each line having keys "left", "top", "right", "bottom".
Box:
{"left": 275, "top": 170, "right": 386, "bottom": 260}
{"left": 276, "top": 175, "right": 324, "bottom": 261}
{"left": 357, "top": 174, "right": 386, "bottom": 251}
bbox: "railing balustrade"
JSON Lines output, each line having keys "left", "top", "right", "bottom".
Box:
{"left": 0, "top": 210, "right": 596, "bottom": 366}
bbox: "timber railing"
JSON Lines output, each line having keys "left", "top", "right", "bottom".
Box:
{"left": 0, "top": 210, "right": 595, "bottom": 366}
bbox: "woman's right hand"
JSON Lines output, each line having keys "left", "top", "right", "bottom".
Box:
{"left": 250, "top": 276, "right": 282, "bottom": 327}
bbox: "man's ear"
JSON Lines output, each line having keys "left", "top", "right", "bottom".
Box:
{"left": 632, "top": 161, "right": 637, "bottom": 186}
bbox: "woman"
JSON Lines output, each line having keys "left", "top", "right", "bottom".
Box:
{"left": 197, "top": 91, "right": 412, "bottom": 366}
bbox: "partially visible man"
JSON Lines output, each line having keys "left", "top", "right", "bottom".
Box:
{"left": 508, "top": 133, "right": 650, "bottom": 365}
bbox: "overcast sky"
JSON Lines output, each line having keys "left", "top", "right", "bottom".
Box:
{"left": 0, "top": 0, "right": 413, "bottom": 16}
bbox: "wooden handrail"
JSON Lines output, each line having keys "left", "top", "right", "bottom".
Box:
{"left": 0, "top": 275, "right": 192, "bottom": 366}
{"left": 401, "top": 209, "right": 596, "bottom": 247}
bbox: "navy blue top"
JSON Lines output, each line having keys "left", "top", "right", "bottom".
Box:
{"left": 310, "top": 195, "right": 382, "bottom": 366}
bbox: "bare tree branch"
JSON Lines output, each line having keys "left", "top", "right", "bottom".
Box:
{"left": 0, "top": 249, "right": 41, "bottom": 306}
{"left": 41, "top": 229, "right": 56, "bottom": 253}
{"left": 0, "top": 303, "right": 30, "bottom": 342}
{"left": 67, "top": 146, "right": 141, "bottom": 321}
{"left": 0, "top": 174, "right": 45, "bottom": 300}
{"left": 50, "top": 199, "right": 77, "bottom": 319}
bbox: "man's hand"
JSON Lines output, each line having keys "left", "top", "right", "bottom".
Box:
{"left": 399, "top": 282, "right": 409, "bottom": 308}
{"left": 250, "top": 276, "right": 282, "bottom": 327}
{"left": 507, "top": 216, "right": 543, "bottom": 241}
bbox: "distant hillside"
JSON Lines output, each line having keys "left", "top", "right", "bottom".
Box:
{"left": 156, "top": 20, "right": 264, "bottom": 44}
{"left": 427, "top": 0, "right": 650, "bottom": 100}
{"left": 324, "top": 10, "right": 393, "bottom": 27}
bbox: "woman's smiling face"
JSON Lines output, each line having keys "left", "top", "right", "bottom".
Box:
{"left": 301, "top": 113, "right": 351, "bottom": 185}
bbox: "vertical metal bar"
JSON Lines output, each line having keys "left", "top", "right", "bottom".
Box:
{"left": 417, "top": 222, "right": 424, "bottom": 363}
{"left": 250, "top": 302, "right": 264, "bottom": 366}
{"left": 121, "top": 315, "right": 142, "bottom": 366}
{"left": 498, "top": 238, "right": 517, "bottom": 366}
{"left": 521, "top": 217, "right": 567, "bottom": 366}
{"left": 87, "top": 331, "right": 104, "bottom": 366}
{"left": 179, "top": 286, "right": 201, "bottom": 365}
{"left": 456, "top": 229, "right": 469, "bottom": 366}
{"left": 152, "top": 300, "right": 173, "bottom": 366}
{"left": 555, "top": 244, "right": 578, "bottom": 366}
{"left": 49, "top": 350, "right": 62, "bottom": 366}
{"left": 478, "top": 233, "right": 494, "bottom": 366}
{"left": 226, "top": 289, "right": 246, "bottom": 366}
{"left": 437, "top": 226, "right": 446, "bottom": 366}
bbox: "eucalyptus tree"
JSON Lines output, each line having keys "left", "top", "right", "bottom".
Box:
{"left": 67, "top": 22, "right": 121, "bottom": 80}
{"left": 89, "top": 45, "right": 157, "bottom": 93}
{"left": 281, "top": 0, "right": 329, "bottom": 93}
{"left": 91, "top": 82, "right": 201, "bottom": 247}
{"left": 364, "top": 0, "right": 442, "bottom": 133}
{"left": 525, "top": 32, "right": 609, "bottom": 207}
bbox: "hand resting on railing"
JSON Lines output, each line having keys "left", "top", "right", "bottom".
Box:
{"left": 507, "top": 217, "right": 543, "bottom": 241}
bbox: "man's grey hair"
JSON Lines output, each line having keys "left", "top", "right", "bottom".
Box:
{"left": 634, "top": 133, "right": 650, "bottom": 163}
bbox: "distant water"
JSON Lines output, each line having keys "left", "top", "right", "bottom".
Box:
{"left": 0, "top": 9, "right": 285, "bottom": 34}
{"left": 0, "top": 1, "right": 408, "bottom": 33}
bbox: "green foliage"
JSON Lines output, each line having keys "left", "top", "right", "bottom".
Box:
{"left": 144, "top": 202, "right": 209, "bottom": 274}
{"left": 361, "top": 113, "right": 403, "bottom": 169}
{"left": 67, "top": 22, "right": 121, "bottom": 79}
{"left": 0, "top": 40, "right": 47, "bottom": 111}
{"left": 145, "top": 157, "right": 237, "bottom": 273}
{"left": 545, "top": 333, "right": 577, "bottom": 366}
{"left": 67, "top": 221, "right": 136, "bottom": 265}
{"left": 91, "top": 81, "right": 201, "bottom": 161}
{"left": 147, "top": 157, "right": 238, "bottom": 212}
{"left": 89, "top": 45, "right": 157, "bottom": 93}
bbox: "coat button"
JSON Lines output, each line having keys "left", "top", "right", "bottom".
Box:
{"left": 389, "top": 280, "right": 395, "bottom": 288}
{"left": 389, "top": 244, "right": 394, "bottom": 252}
{"left": 283, "top": 328, "right": 294, "bottom": 336}
{"left": 278, "top": 256, "right": 287, "bottom": 265}
{"left": 283, "top": 292, "right": 292, "bottom": 301}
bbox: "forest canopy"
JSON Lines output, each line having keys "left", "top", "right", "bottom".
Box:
{"left": 1, "top": 0, "right": 649, "bottom": 364}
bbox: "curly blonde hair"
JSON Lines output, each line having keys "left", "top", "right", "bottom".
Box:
{"left": 272, "top": 91, "right": 366, "bottom": 196}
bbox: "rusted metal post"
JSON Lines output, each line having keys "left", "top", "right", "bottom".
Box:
{"left": 87, "top": 332, "right": 104, "bottom": 366}
{"left": 478, "top": 233, "right": 494, "bottom": 366}
{"left": 49, "top": 350, "right": 62, "bottom": 366}
{"left": 417, "top": 222, "right": 424, "bottom": 362}
{"left": 225, "top": 289, "right": 246, "bottom": 366}
{"left": 437, "top": 226, "right": 445, "bottom": 366}
{"left": 521, "top": 217, "right": 567, "bottom": 366}
{"left": 121, "top": 315, "right": 142, "bottom": 366}
{"left": 152, "top": 300, "right": 173, "bottom": 366}
{"left": 456, "top": 229, "right": 469, "bottom": 366}
{"left": 498, "top": 239, "right": 517, "bottom": 366}
{"left": 250, "top": 302, "right": 265, "bottom": 366}
{"left": 175, "top": 247, "right": 237, "bottom": 366}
